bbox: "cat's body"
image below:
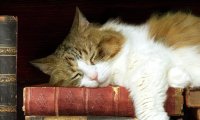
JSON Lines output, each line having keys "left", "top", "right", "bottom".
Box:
{"left": 31, "top": 9, "right": 200, "bottom": 120}
{"left": 102, "top": 19, "right": 200, "bottom": 88}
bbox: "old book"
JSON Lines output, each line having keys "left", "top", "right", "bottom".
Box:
{"left": 193, "top": 109, "right": 200, "bottom": 120}
{"left": 186, "top": 88, "right": 200, "bottom": 108}
{"left": 25, "top": 116, "right": 136, "bottom": 120}
{"left": 186, "top": 108, "right": 200, "bottom": 120}
{"left": 197, "top": 109, "right": 200, "bottom": 120}
{"left": 23, "top": 86, "right": 183, "bottom": 117}
{"left": 0, "top": 16, "right": 17, "bottom": 120}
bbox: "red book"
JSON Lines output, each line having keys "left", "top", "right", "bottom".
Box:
{"left": 23, "top": 86, "right": 183, "bottom": 117}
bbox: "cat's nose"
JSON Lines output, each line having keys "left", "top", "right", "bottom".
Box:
{"left": 90, "top": 72, "right": 98, "bottom": 81}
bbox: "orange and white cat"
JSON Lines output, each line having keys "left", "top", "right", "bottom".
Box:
{"left": 32, "top": 8, "right": 200, "bottom": 120}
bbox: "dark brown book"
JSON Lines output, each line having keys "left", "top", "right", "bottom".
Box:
{"left": 0, "top": 16, "right": 17, "bottom": 120}
{"left": 187, "top": 108, "right": 200, "bottom": 120}
{"left": 193, "top": 109, "right": 200, "bottom": 120}
{"left": 23, "top": 86, "right": 183, "bottom": 117}
{"left": 197, "top": 109, "right": 200, "bottom": 120}
{"left": 25, "top": 116, "right": 136, "bottom": 120}
{"left": 186, "top": 88, "right": 200, "bottom": 108}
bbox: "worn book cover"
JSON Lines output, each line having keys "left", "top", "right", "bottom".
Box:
{"left": 0, "top": 16, "right": 17, "bottom": 120}
{"left": 23, "top": 86, "right": 183, "bottom": 117}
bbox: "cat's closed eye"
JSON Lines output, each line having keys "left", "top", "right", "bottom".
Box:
{"left": 71, "top": 72, "right": 83, "bottom": 81}
{"left": 89, "top": 53, "right": 96, "bottom": 65}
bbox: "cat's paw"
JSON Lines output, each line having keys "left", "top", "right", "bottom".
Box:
{"left": 168, "top": 67, "right": 191, "bottom": 88}
{"left": 137, "top": 111, "right": 169, "bottom": 120}
{"left": 150, "top": 112, "right": 169, "bottom": 120}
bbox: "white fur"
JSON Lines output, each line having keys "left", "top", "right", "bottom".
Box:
{"left": 78, "top": 21, "right": 200, "bottom": 120}
{"left": 168, "top": 67, "right": 191, "bottom": 88}
{"left": 78, "top": 60, "right": 112, "bottom": 87}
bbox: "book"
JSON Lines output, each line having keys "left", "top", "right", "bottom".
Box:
{"left": 186, "top": 108, "right": 200, "bottom": 120}
{"left": 0, "top": 16, "right": 17, "bottom": 120}
{"left": 186, "top": 88, "right": 200, "bottom": 108}
{"left": 23, "top": 86, "right": 183, "bottom": 117}
{"left": 25, "top": 116, "right": 136, "bottom": 120}
{"left": 192, "top": 108, "right": 200, "bottom": 120}
{"left": 197, "top": 109, "right": 200, "bottom": 120}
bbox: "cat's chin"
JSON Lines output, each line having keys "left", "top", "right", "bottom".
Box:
{"left": 79, "top": 76, "right": 99, "bottom": 87}
{"left": 80, "top": 80, "right": 99, "bottom": 88}
{"left": 80, "top": 81, "right": 110, "bottom": 88}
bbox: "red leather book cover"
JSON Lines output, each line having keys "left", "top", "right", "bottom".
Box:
{"left": 23, "top": 86, "right": 183, "bottom": 117}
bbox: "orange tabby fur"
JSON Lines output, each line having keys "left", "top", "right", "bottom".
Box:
{"left": 148, "top": 12, "right": 200, "bottom": 48}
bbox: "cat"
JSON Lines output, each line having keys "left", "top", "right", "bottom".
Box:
{"left": 31, "top": 8, "right": 200, "bottom": 120}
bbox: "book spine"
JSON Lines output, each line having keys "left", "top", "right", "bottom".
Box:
{"left": 187, "top": 108, "right": 200, "bottom": 120}
{"left": 0, "top": 16, "right": 17, "bottom": 120}
{"left": 23, "top": 87, "right": 183, "bottom": 116}
{"left": 197, "top": 109, "right": 200, "bottom": 120}
{"left": 23, "top": 87, "right": 134, "bottom": 117}
{"left": 186, "top": 88, "right": 200, "bottom": 108}
{"left": 25, "top": 116, "right": 136, "bottom": 120}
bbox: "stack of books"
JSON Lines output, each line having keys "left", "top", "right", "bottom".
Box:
{"left": 23, "top": 85, "right": 184, "bottom": 120}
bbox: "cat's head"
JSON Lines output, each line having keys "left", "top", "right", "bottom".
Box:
{"left": 31, "top": 8, "right": 125, "bottom": 87}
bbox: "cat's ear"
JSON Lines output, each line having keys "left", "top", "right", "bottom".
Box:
{"left": 30, "top": 54, "right": 58, "bottom": 75}
{"left": 98, "top": 32, "right": 125, "bottom": 59}
{"left": 71, "top": 7, "right": 89, "bottom": 32}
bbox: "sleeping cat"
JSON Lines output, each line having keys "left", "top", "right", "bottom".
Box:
{"left": 31, "top": 8, "right": 200, "bottom": 120}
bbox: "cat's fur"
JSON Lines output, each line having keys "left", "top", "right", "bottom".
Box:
{"left": 31, "top": 8, "right": 200, "bottom": 120}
